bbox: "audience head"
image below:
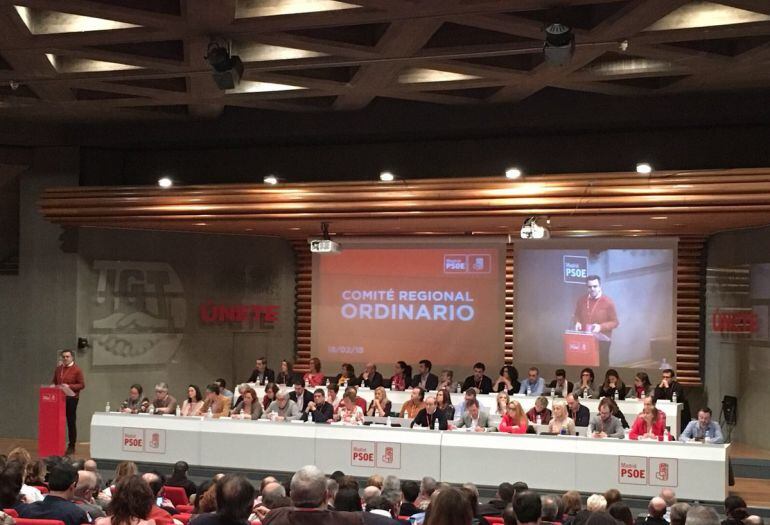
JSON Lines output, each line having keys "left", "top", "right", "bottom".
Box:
{"left": 501, "top": 365, "right": 519, "bottom": 383}
{"left": 555, "top": 369, "right": 566, "bottom": 381}
{"left": 48, "top": 462, "right": 79, "bottom": 496}
{"left": 473, "top": 362, "right": 486, "bottom": 380}
{"left": 497, "top": 482, "right": 515, "bottom": 503}
{"left": 290, "top": 465, "right": 327, "bottom": 509}
{"left": 425, "top": 396, "right": 438, "bottom": 414}
{"left": 527, "top": 367, "right": 540, "bottom": 382}
{"left": 206, "top": 383, "right": 221, "bottom": 398}
{"left": 745, "top": 517, "right": 764, "bottom": 525}
{"left": 562, "top": 491, "right": 582, "bottom": 516}
{"left": 154, "top": 382, "right": 170, "bottom": 400}
{"left": 507, "top": 400, "right": 526, "bottom": 422}
{"left": 648, "top": 497, "right": 667, "bottom": 519}
{"left": 366, "top": 474, "right": 384, "bottom": 489}
{"left": 215, "top": 474, "right": 255, "bottom": 522}
{"left": 436, "top": 387, "right": 452, "bottom": 408}
{"left": 566, "top": 393, "right": 580, "bottom": 411}
{"left": 603, "top": 369, "right": 622, "bottom": 387}
{"left": 281, "top": 360, "right": 293, "bottom": 374}
{"left": 186, "top": 385, "right": 202, "bottom": 402}
{"left": 418, "top": 360, "right": 433, "bottom": 374}
{"left": 6, "top": 448, "right": 32, "bottom": 477}
{"left": 467, "top": 398, "right": 481, "bottom": 419}
{"left": 141, "top": 471, "right": 164, "bottom": 497}
{"left": 329, "top": 470, "right": 345, "bottom": 484}
{"left": 402, "top": 480, "right": 419, "bottom": 503}
{"left": 514, "top": 491, "right": 542, "bottom": 524}
{"left": 412, "top": 387, "right": 426, "bottom": 403}
{"left": 512, "top": 481, "right": 529, "bottom": 495}
{"left": 255, "top": 357, "right": 267, "bottom": 371}
{"left": 724, "top": 496, "right": 749, "bottom": 521}
{"left": 635, "top": 372, "right": 652, "bottom": 388}
{"left": 670, "top": 502, "right": 692, "bottom": 525}
{"left": 608, "top": 502, "right": 634, "bottom": 525}
{"left": 214, "top": 378, "right": 227, "bottom": 390}
{"left": 0, "top": 462, "right": 24, "bottom": 507}
{"left": 340, "top": 363, "right": 354, "bottom": 378}
{"left": 686, "top": 506, "right": 721, "bottom": 525}
{"left": 334, "top": 487, "right": 362, "bottom": 512}
{"left": 75, "top": 470, "right": 98, "bottom": 499}
{"left": 465, "top": 388, "right": 478, "bottom": 402}
{"left": 541, "top": 494, "right": 561, "bottom": 522}
{"left": 659, "top": 488, "right": 677, "bottom": 506}
{"left": 552, "top": 400, "right": 567, "bottom": 419}
{"left": 697, "top": 407, "right": 713, "bottom": 427}
{"left": 497, "top": 392, "right": 511, "bottom": 412}
{"left": 310, "top": 357, "right": 322, "bottom": 373}
{"left": 586, "top": 494, "right": 607, "bottom": 513}
{"left": 363, "top": 485, "right": 382, "bottom": 505}
{"left": 261, "top": 482, "right": 286, "bottom": 508}
{"left": 113, "top": 461, "right": 138, "bottom": 484}
{"left": 421, "top": 476, "right": 437, "bottom": 497}
{"left": 325, "top": 478, "right": 338, "bottom": 505}
{"left": 604, "top": 489, "right": 621, "bottom": 507}
{"left": 241, "top": 386, "right": 257, "bottom": 406}
{"left": 264, "top": 382, "right": 279, "bottom": 400}
{"left": 108, "top": 475, "right": 153, "bottom": 525}
{"left": 427, "top": 486, "right": 473, "bottom": 525}
{"left": 580, "top": 368, "right": 595, "bottom": 384}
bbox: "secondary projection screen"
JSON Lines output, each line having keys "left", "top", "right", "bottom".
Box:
{"left": 311, "top": 238, "right": 506, "bottom": 374}
{"left": 515, "top": 239, "right": 676, "bottom": 370}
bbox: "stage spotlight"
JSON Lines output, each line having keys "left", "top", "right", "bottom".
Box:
{"left": 505, "top": 167, "right": 522, "bottom": 180}
{"left": 520, "top": 216, "right": 550, "bottom": 239}
{"left": 158, "top": 177, "right": 173, "bottom": 188}
{"left": 544, "top": 23, "right": 575, "bottom": 66}
{"left": 263, "top": 174, "right": 278, "bottom": 185}
{"left": 205, "top": 39, "right": 243, "bottom": 90}
{"left": 379, "top": 171, "right": 395, "bottom": 182}
{"left": 636, "top": 162, "right": 653, "bottom": 175}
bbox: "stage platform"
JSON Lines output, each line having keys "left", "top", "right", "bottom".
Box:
{"left": 4, "top": 437, "right": 770, "bottom": 512}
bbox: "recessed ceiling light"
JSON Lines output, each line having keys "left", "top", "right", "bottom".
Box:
{"left": 158, "top": 177, "right": 173, "bottom": 188}
{"left": 380, "top": 171, "right": 395, "bottom": 182}
{"left": 651, "top": 216, "right": 668, "bottom": 220}
{"left": 505, "top": 167, "right": 522, "bottom": 179}
{"left": 636, "top": 162, "right": 653, "bottom": 175}
{"left": 195, "top": 222, "right": 207, "bottom": 226}
{"left": 289, "top": 227, "right": 301, "bottom": 231}
{"left": 263, "top": 175, "right": 278, "bottom": 185}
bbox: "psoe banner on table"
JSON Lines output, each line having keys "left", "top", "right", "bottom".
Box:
{"left": 351, "top": 441, "right": 401, "bottom": 470}
{"left": 618, "top": 455, "right": 677, "bottom": 488}
{"left": 122, "top": 427, "right": 166, "bottom": 454}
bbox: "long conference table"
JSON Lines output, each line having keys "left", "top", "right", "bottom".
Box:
{"left": 91, "top": 412, "right": 728, "bottom": 501}
{"left": 249, "top": 385, "right": 685, "bottom": 438}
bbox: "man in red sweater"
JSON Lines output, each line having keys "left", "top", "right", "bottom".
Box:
{"left": 573, "top": 274, "right": 619, "bottom": 368}
{"left": 52, "top": 349, "right": 85, "bottom": 455}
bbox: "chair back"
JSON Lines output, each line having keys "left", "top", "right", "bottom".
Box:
{"left": 162, "top": 485, "right": 189, "bottom": 506}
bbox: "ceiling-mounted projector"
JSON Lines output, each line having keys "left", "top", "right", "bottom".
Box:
{"left": 520, "top": 216, "right": 550, "bottom": 239}
{"left": 309, "top": 239, "right": 341, "bottom": 254}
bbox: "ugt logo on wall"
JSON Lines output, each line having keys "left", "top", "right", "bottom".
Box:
{"left": 88, "top": 261, "right": 186, "bottom": 366}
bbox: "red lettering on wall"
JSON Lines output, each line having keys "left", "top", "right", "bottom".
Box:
{"left": 711, "top": 308, "right": 758, "bottom": 334}
{"left": 199, "top": 301, "right": 280, "bottom": 328}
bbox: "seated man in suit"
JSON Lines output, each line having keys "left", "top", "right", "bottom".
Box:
{"left": 547, "top": 369, "right": 574, "bottom": 397}
{"left": 566, "top": 392, "right": 590, "bottom": 427}
{"left": 358, "top": 363, "right": 384, "bottom": 389}
{"left": 411, "top": 359, "right": 439, "bottom": 391}
{"left": 455, "top": 399, "right": 491, "bottom": 432}
{"left": 461, "top": 362, "right": 493, "bottom": 394}
{"left": 635, "top": 497, "right": 669, "bottom": 525}
{"left": 19, "top": 463, "right": 89, "bottom": 525}
{"left": 201, "top": 383, "right": 231, "bottom": 418}
{"left": 247, "top": 357, "right": 275, "bottom": 385}
{"left": 289, "top": 383, "right": 314, "bottom": 413}
{"left": 301, "top": 389, "right": 334, "bottom": 423}
{"left": 411, "top": 396, "right": 448, "bottom": 430}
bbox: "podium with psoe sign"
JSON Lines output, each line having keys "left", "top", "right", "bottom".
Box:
{"left": 38, "top": 386, "right": 66, "bottom": 457}
{"left": 563, "top": 330, "right": 599, "bottom": 366}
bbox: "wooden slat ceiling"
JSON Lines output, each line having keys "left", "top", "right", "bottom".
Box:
{"left": 1, "top": 0, "right": 770, "bottom": 119}
{"left": 39, "top": 168, "right": 770, "bottom": 238}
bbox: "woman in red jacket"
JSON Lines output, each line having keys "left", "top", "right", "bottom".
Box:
{"left": 629, "top": 396, "right": 669, "bottom": 440}
{"left": 499, "top": 400, "right": 529, "bottom": 434}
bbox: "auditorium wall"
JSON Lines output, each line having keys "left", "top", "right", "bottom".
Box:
{"left": 705, "top": 225, "right": 770, "bottom": 449}
{"left": 0, "top": 146, "right": 298, "bottom": 440}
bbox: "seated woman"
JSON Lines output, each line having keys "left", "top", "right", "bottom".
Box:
{"left": 303, "top": 357, "right": 325, "bottom": 387}
{"left": 390, "top": 361, "right": 411, "bottom": 391}
{"left": 275, "top": 360, "right": 296, "bottom": 386}
{"left": 327, "top": 383, "right": 341, "bottom": 413}
{"left": 547, "top": 400, "right": 576, "bottom": 435}
{"left": 262, "top": 382, "right": 279, "bottom": 411}
{"left": 366, "top": 386, "right": 392, "bottom": 417}
{"left": 335, "top": 363, "right": 357, "bottom": 387}
{"left": 629, "top": 396, "right": 669, "bottom": 440}
{"left": 436, "top": 387, "right": 455, "bottom": 420}
{"left": 492, "top": 365, "right": 520, "bottom": 395}
{"left": 95, "top": 474, "right": 154, "bottom": 525}
{"left": 632, "top": 372, "right": 653, "bottom": 399}
{"left": 335, "top": 390, "right": 364, "bottom": 425}
{"left": 120, "top": 384, "right": 149, "bottom": 414}
{"left": 499, "top": 400, "right": 528, "bottom": 434}
{"left": 232, "top": 386, "right": 263, "bottom": 420}
{"left": 599, "top": 369, "right": 627, "bottom": 400}
{"left": 575, "top": 368, "right": 597, "bottom": 399}
{"left": 437, "top": 369, "right": 454, "bottom": 391}
{"left": 180, "top": 384, "right": 204, "bottom": 416}
{"left": 489, "top": 391, "right": 509, "bottom": 427}
{"left": 526, "top": 396, "right": 552, "bottom": 425}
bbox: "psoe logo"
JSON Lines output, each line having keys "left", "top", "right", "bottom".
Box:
{"left": 351, "top": 441, "right": 376, "bottom": 467}
{"left": 468, "top": 255, "right": 491, "bottom": 274}
{"left": 444, "top": 255, "right": 467, "bottom": 273}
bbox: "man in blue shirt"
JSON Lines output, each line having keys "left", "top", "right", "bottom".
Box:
{"left": 518, "top": 367, "right": 545, "bottom": 395}
{"left": 20, "top": 463, "right": 91, "bottom": 525}
{"left": 679, "top": 407, "right": 724, "bottom": 443}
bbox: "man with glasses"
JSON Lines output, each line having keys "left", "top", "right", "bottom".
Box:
{"left": 654, "top": 368, "right": 690, "bottom": 431}
{"left": 52, "top": 349, "right": 85, "bottom": 455}
{"left": 589, "top": 398, "right": 625, "bottom": 438}
{"left": 518, "top": 367, "right": 545, "bottom": 396}
{"left": 572, "top": 274, "right": 619, "bottom": 367}
{"left": 152, "top": 382, "right": 178, "bottom": 414}
{"left": 247, "top": 357, "right": 274, "bottom": 385}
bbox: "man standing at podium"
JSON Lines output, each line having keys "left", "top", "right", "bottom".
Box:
{"left": 52, "top": 349, "right": 85, "bottom": 455}
{"left": 573, "top": 275, "right": 619, "bottom": 367}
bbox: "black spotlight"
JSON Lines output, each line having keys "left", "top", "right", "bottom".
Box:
{"left": 544, "top": 23, "right": 575, "bottom": 66}
{"left": 77, "top": 337, "right": 90, "bottom": 351}
{"left": 205, "top": 40, "right": 243, "bottom": 90}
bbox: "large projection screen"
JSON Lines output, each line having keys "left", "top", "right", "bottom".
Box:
{"left": 515, "top": 238, "right": 677, "bottom": 376}
{"left": 311, "top": 238, "right": 506, "bottom": 378}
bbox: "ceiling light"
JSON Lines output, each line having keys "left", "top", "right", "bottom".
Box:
{"left": 206, "top": 39, "right": 243, "bottom": 90}
{"left": 505, "top": 167, "right": 522, "bottom": 180}
{"left": 544, "top": 23, "right": 575, "bottom": 66}
{"left": 263, "top": 174, "right": 278, "bottom": 185}
{"left": 651, "top": 216, "right": 668, "bottom": 220}
{"left": 636, "top": 162, "right": 653, "bottom": 175}
{"left": 379, "top": 171, "right": 395, "bottom": 182}
{"left": 158, "top": 177, "right": 173, "bottom": 188}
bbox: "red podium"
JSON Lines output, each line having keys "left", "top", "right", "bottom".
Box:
{"left": 39, "top": 386, "right": 66, "bottom": 457}
{"left": 563, "top": 331, "right": 599, "bottom": 366}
